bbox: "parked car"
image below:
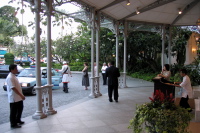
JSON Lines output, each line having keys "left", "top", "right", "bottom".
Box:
{"left": 0, "top": 60, "right": 5, "bottom": 65}
{"left": 3, "top": 67, "right": 62, "bottom": 95}
{"left": 0, "top": 65, "right": 24, "bottom": 78}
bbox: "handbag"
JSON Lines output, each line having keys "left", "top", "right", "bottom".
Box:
{"left": 83, "top": 71, "right": 88, "bottom": 77}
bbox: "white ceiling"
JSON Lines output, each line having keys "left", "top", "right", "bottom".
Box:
{"left": 79, "top": 0, "right": 200, "bottom": 26}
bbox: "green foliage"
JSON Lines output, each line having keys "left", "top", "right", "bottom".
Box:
{"left": 0, "top": 6, "right": 27, "bottom": 46}
{"left": 171, "top": 27, "right": 192, "bottom": 65}
{"left": 129, "top": 71, "right": 155, "bottom": 82}
{"left": 128, "top": 90, "right": 193, "bottom": 133}
{"left": 127, "top": 31, "right": 162, "bottom": 72}
{"left": 24, "top": 61, "right": 30, "bottom": 66}
{"left": 4, "top": 53, "right": 14, "bottom": 65}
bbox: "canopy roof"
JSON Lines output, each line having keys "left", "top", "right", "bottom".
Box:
{"left": 74, "top": 0, "right": 200, "bottom": 26}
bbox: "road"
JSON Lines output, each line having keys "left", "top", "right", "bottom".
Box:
{"left": 0, "top": 73, "right": 107, "bottom": 125}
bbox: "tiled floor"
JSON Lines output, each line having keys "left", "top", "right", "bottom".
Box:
{"left": 0, "top": 78, "right": 199, "bottom": 133}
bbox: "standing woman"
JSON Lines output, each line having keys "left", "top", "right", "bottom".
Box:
{"left": 101, "top": 63, "right": 108, "bottom": 85}
{"left": 82, "top": 62, "right": 89, "bottom": 90}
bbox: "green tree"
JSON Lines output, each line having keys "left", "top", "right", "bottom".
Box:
{"left": 126, "top": 31, "right": 162, "bottom": 72}
{"left": 171, "top": 27, "right": 192, "bottom": 65}
{"left": 0, "top": 6, "right": 27, "bottom": 46}
{"left": 99, "top": 28, "right": 116, "bottom": 63}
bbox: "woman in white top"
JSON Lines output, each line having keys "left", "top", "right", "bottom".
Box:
{"left": 157, "top": 64, "right": 171, "bottom": 81}
{"left": 101, "top": 63, "right": 108, "bottom": 85}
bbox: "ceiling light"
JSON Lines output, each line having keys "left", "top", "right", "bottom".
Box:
{"left": 178, "top": 8, "right": 182, "bottom": 14}
{"left": 126, "top": 0, "right": 130, "bottom": 6}
{"left": 136, "top": 8, "right": 140, "bottom": 14}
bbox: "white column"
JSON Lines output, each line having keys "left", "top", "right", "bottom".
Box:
{"left": 168, "top": 26, "right": 171, "bottom": 65}
{"left": 95, "top": 11, "right": 102, "bottom": 97}
{"left": 46, "top": 0, "right": 57, "bottom": 115}
{"left": 32, "top": 0, "right": 46, "bottom": 119}
{"left": 161, "top": 25, "right": 166, "bottom": 68}
{"left": 115, "top": 21, "right": 119, "bottom": 68}
{"left": 89, "top": 8, "right": 96, "bottom": 98}
{"left": 123, "top": 21, "right": 127, "bottom": 88}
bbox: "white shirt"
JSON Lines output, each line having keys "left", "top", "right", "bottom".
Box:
{"left": 180, "top": 75, "right": 193, "bottom": 98}
{"left": 94, "top": 66, "right": 97, "bottom": 76}
{"left": 6, "top": 72, "right": 23, "bottom": 103}
{"left": 101, "top": 66, "right": 108, "bottom": 74}
{"left": 58, "top": 64, "right": 70, "bottom": 73}
{"left": 161, "top": 70, "right": 171, "bottom": 81}
{"left": 58, "top": 64, "right": 71, "bottom": 82}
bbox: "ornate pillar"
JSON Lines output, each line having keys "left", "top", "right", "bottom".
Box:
{"left": 89, "top": 8, "right": 97, "bottom": 98}
{"left": 115, "top": 21, "right": 119, "bottom": 68}
{"left": 161, "top": 25, "right": 166, "bottom": 68}
{"left": 32, "top": 0, "right": 47, "bottom": 119}
{"left": 46, "top": 0, "right": 57, "bottom": 115}
{"left": 122, "top": 21, "right": 127, "bottom": 88}
{"left": 95, "top": 11, "right": 102, "bottom": 97}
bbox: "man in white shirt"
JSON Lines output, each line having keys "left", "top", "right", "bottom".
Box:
{"left": 174, "top": 69, "right": 192, "bottom": 112}
{"left": 6, "top": 64, "right": 25, "bottom": 128}
{"left": 57, "top": 61, "right": 72, "bottom": 93}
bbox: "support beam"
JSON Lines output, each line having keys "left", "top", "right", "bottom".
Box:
{"left": 121, "top": 0, "right": 175, "bottom": 20}
{"left": 115, "top": 21, "right": 119, "bottom": 68}
{"left": 89, "top": 8, "right": 97, "bottom": 98}
{"left": 161, "top": 25, "right": 166, "bottom": 69}
{"left": 95, "top": 11, "right": 102, "bottom": 97}
{"left": 168, "top": 26, "right": 172, "bottom": 65}
{"left": 123, "top": 21, "right": 127, "bottom": 88}
{"left": 32, "top": 0, "right": 46, "bottom": 119}
{"left": 46, "top": 0, "right": 57, "bottom": 115}
{"left": 171, "top": 0, "right": 200, "bottom": 25}
{"left": 97, "top": 0, "right": 125, "bottom": 12}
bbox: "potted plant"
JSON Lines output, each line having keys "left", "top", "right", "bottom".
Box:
{"left": 128, "top": 90, "right": 193, "bottom": 133}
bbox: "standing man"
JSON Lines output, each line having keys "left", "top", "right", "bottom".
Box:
{"left": 106, "top": 61, "right": 120, "bottom": 102}
{"left": 174, "top": 69, "right": 192, "bottom": 112}
{"left": 101, "top": 63, "right": 108, "bottom": 85}
{"left": 57, "top": 61, "right": 72, "bottom": 93}
{"left": 6, "top": 64, "right": 25, "bottom": 128}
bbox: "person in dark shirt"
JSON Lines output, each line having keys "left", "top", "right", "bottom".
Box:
{"left": 106, "top": 61, "right": 120, "bottom": 102}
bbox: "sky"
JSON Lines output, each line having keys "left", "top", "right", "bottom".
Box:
{"left": 0, "top": 0, "right": 80, "bottom": 42}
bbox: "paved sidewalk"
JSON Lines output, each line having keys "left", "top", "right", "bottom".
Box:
{"left": 0, "top": 76, "right": 199, "bottom": 133}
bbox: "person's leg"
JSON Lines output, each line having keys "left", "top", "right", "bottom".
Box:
{"left": 180, "top": 96, "right": 191, "bottom": 111}
{"left": 16, "top": 101, "right": 24, "bottom": 123}
{"left": 103, "top": 73, "right": 106, "bottom": 85}
{"left": 102, "top": 73, "right": 104, "bottom": 85}
{"left": 10, "top": 102, "right": 17, "bottom": 126}
{"left": 64, "top": 83, "right": 68, "bottom": 93}
{"left": 108, "top": 85, "right": 113, "bottom": 102}
{"left": 63, "top": 83, "right": 65, "bottom": 92}
{"left": 114, "top": 86, "right": 119, "bottom": 102}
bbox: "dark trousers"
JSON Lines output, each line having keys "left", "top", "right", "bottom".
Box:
{"left": 63, "top": 83, "right": 68, "bottom": 93}
{"left": 10, "top": 100, "right": 23, "bottom": 126}
{"left": 108, "top": 85, "right": 118, "bottom": 100}
{"left": 102, "top": 73, "right": 107, "bottom": 85}
{"left": 180, "top": 95, "right": 191, "bottom": 110}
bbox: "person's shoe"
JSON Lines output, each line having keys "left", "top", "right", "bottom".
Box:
{"left": 115, "top": 100, "right": 118, "bottom": 103}
{"left": 17, "top": 121, "right": 25, "bottom": 125}
{"left": 11, "top": 124, "right": 21, "bottom": 128}
{"left": 109, "top": 99, "right": 113, "bottom": 102}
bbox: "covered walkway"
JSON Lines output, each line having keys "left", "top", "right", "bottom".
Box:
{"left": 1, "top": 77, "right": 199, "bottom": 133}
